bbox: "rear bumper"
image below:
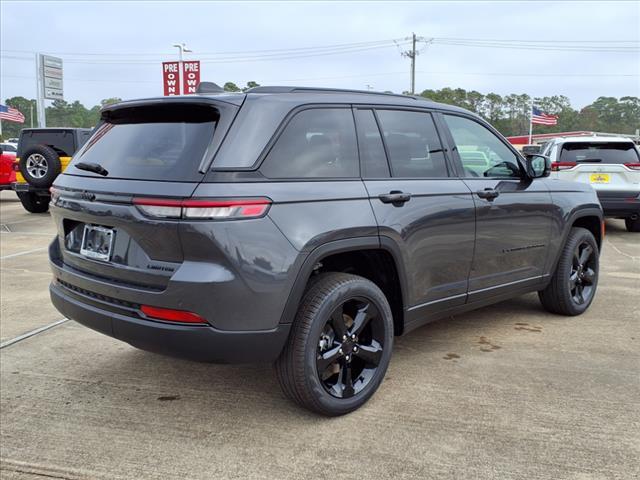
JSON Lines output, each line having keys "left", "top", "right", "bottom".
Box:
{"left": 596, "top": 191, "right": 640, "bottom": 217}
{"left": 50, "top": 281, "right": 290, "bottom": 363}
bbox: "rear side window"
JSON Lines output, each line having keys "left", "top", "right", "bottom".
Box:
{"left": 376, "top": 110, "right": 448, "bottom": 178}
{"left": 260, "top": 108, "right": 358, "bottom": 179}
{"left": 354, "top": 109, "right": 389, "bottom": 178}
{"left": 559, "top": 142, "right": 640, "bottom": 164}
{"left": 69, "top": 104, "right": 219, "bottom": 182}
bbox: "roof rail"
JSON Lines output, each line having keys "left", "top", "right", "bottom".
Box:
{"left": 246, "top": 86, "right": 419, "bottom": 100}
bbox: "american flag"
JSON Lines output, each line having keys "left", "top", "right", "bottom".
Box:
{"left": 0, "top": 104, "right": 25, "bottom": 123}
{"left": 531, "top": 106, "right": 558, "bottom": 126}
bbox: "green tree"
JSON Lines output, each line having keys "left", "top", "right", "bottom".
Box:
{"left": 2, "top": 97, "right": 36, "bottom": 139}
{"left": 242, "top": 81, "right": 260, "bottom": 92}
{"left": 100, "top": 97, "right": 122, "bottom": 107}
{"left": 223, "top": 82, "right": 241, "bottom": 92}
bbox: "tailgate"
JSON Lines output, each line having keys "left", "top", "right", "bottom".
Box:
{"left": 49, "top": 99, "right": 238, "bottom": 290}
{"left": 50, "top": 177, "right": 197, "bottom": 290}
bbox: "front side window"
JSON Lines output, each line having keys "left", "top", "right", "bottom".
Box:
{"left": 376, "top": 110, "right": 449, "bottom": 178}
{"left": 260, "top": 108, "right": 358, "bottom": 179}
{"left": 444, "top": 114, "right": 522, "bottom": 178}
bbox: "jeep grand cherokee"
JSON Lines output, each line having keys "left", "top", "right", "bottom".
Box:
{"left": 48, "top": 85, "right": 603, "bottom": 415}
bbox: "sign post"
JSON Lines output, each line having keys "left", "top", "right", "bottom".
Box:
{"left": 36, "top": 54, "right": 64, "bottom": 127}
{"left": 162, "top": 61, "right": 181, "bottom": 96}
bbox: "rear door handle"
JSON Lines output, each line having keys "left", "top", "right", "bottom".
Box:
{"left": 476, "top": 188, "right": 500, "bottom": 201}
{"left": 378, "top": 191, "right": 411, "bottom": 205}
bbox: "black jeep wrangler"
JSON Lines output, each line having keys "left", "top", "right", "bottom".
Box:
{"left": 14, "top": 128, "right": 92, "bottom": 212}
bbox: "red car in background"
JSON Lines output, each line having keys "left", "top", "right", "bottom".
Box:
{"left": 0, "top": 146, "right": 17, "bottom": 190}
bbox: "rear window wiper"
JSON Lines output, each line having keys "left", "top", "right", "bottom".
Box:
{"left": 575, "top": 158, "right": 602, "bottom": 163}
{"left": 75, "top": 162, "right": 109, "bottom": 176}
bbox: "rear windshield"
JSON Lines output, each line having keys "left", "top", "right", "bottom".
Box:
{"left": 559, "top": 142, "right": 639, "bottom": 164}
{"left": 68, "top": 103, "right": 219, "bottom": 181}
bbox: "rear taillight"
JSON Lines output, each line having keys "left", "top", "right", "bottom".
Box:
{"left": 551, "top": 162, "right": 577, "bottom": 171}
{"left": 133, "top": 197, "right": 271, "bottom": 220}
{"left": 140, "top": 305, "right": 207, "bottom": 324}
{"left": 624, "top": 163, "right": 640, "bottom": 170}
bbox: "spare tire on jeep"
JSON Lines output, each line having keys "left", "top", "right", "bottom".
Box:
{"left": 19, "top": 145, "right": 62, "bottom": 188}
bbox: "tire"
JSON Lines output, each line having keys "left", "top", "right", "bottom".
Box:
{"left": 275, "top": 272, "right": 394, "bottom": 416}
{"left": 19, "top": 145, "right": 61, "bottom": 188}
{"left": 17, "top": 192, "right": 50, "bottom": 213}
{"left": 538, "top": 227, "right": 599, "bottom": 316}
{"left": 625, "top": 216, "right": 640, "bottom": 232}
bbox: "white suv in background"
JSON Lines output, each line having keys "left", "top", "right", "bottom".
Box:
{"left": 542, "top": 136, "right": 640, "bottom": 232}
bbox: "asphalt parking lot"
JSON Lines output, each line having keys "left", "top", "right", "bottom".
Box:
{"left": 0, "top": 189, "right": 638, "bottom": 480}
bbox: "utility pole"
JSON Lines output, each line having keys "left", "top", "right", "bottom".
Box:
{"left": 410, "top": 33, "right": 416, "bottom": 95}
{"left": 400, "top": 33, "right": 430, "bottom": 95}
{"left": 401, "top": 33, "right": 419, "bottom": 95}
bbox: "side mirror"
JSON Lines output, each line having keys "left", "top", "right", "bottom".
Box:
{"left": 525, "top": 154, "right": 551, "bottom": 178}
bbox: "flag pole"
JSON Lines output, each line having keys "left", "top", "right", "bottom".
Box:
{"left": 528, "top": 99, "right": 533, "bottom": 145}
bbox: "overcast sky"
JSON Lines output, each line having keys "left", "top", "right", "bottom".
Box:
{"left": 1, "top": 1, "right": 639, "bottom": 108}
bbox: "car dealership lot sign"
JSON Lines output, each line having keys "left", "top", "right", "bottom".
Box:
{"left": 182, "top": 61, "right": 200, "bottom": 95}
{"left": 40, "top": 55, "right": 63, "bottom": 100}
{"left": 162, "top": 61, "right": 181, "bottom": 96}
{"left": 162, "top": 60, "right": 200, "bottom": 96}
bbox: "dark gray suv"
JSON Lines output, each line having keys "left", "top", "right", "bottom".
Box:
{"left": 48, "top": 86, "right": 603, "bottom": 415}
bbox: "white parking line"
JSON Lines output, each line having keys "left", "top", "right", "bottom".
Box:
{"left": 0, "top": 216, "right": 50, "bottom": 226}
{"left": 0, "top": 247, "right": 48, "bottom": 260}
{"left": 0, "top": 318, "right": 69, "bottom": 349}
{"left": 0, "top": 231, "right": 55, "bottom": 237}
{"left": 606, "top": 238, "right": 639, "bottom": 261}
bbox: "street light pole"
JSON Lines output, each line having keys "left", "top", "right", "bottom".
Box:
{"left": 172, "top": 43, "right": 192, "bottom": 95}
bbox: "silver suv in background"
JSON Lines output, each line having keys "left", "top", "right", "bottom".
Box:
{"left": 542, "top": 136, "right": 640, "bottom": 232}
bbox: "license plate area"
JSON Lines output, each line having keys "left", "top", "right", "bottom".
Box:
{"left": 80, "top": 225, "right": 115, "bottom": 261}
{"left": 590, "top": 173, "right": 610, "bottom": 184}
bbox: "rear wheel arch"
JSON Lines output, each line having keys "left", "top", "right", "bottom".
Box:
{"left": 571, "top": 214, "right": 603, "bottom": 250}
{"left": 549, "top": 208, "right": 603, "bottom": 279}
{"left": 281, "top": 238, "right": 407, "bottom": 336}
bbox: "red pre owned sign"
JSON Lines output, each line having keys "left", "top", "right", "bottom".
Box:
{"left": 182, "top": 61, "right": 200, "bottom": 95}
{"left": 162, "top": 61, "right": 180, "bottom": 96}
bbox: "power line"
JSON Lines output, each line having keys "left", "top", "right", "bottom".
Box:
{"left": 3, "top": 70, "right": 637, "bottom": 86}
{"left": 0, "top": 38, "right": 403, "bottom": 57}
{"left": 2, "top": 36, "right": 637, "bottom": 63}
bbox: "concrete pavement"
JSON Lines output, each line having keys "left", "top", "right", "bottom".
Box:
{"left": 1, "top": 190, "right": 638, "bottom": 479}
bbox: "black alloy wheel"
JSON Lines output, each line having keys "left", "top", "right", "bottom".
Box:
{"left": 569, "top": 241, "right": 597, "bottom": 305}
{"left": 316, "top": 297, "right": 385, "bottom": 399}
{"left": 539, "top": 227, "right": 599, "bottom": 316}
{"left": 276, "top": 272, "right": 394, "bottom": 416}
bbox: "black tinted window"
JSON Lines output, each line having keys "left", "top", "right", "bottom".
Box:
{"left": 560, "top": 142, "right": 639, "bottom": 164}
{"left": 70, "top": 104, "right": 218, "bottom": 182}
{"left": 355, "top": 109, "right": 389, "bottom": 178}
{"left": 444, "top": 114, "right": 521, "bottom": 178}
{"left": 261, "top": 108, "right": 358, "bottom": 179}
{"left": 376, "top": 110, "right": 448, "bottom": 178}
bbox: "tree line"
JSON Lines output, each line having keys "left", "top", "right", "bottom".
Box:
{"left": 417, "top": 89, "right": 639, "bottom": 137}
{"left": 2, "top": 82, "right": 638, "bottom": 140}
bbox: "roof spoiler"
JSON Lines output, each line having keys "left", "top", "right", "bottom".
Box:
{"left": 196, "top": 82, "right": 225, "bottom": 94}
